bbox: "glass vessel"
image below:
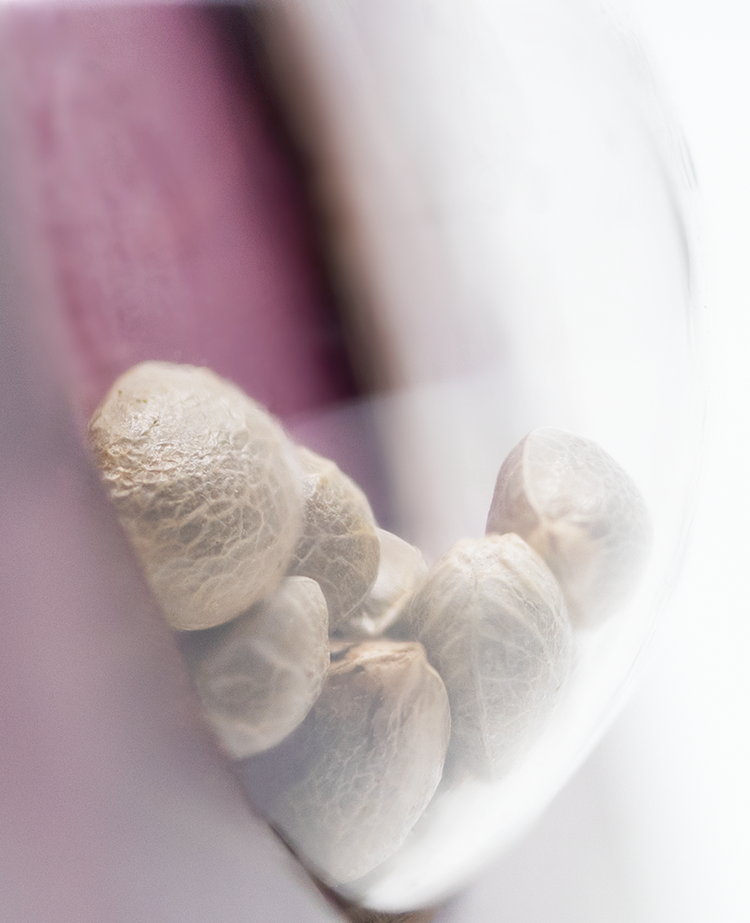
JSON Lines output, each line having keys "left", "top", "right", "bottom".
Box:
{"left": 0, "top": 1, "right": 702, "bottom": 921}
{"left": 255, "top": 0, "right": 703, "bottom": 912}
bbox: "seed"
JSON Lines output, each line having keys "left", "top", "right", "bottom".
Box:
{"left": 405, "top": 533, "right": 572, "bottom": 781}
{"left": 180, "top": 576, "right": 330, "bottom": 759}
{"left": 245, "top": 639, "right": 451, "bottom": 885}
{"left": 486, "top": 428, "right": 651, "bottom": 628}
{"left": 290, "top": 446, "right": 380, "bottom": 632}
{"left": 345, "top": 528, "right": 428, "bottom": 639}
{"left": 88, "top": 361, "right": 303, "bottom": 630}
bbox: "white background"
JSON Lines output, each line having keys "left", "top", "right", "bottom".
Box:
{"left": 442, "top": 2, "right": 750, "bottom": 920}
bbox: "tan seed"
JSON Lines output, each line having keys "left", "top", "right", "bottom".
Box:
{"left": 406, "top": 534, "right": 571, "bottom": 781}
{"left": 486, "top": 428, "right": 651, "bottom": 628}
{"left": 247, "top": 639, "right": 451, "bottom": 885}
{"left": 290, "top": 446, "right": 380, "bottom": 632}
{"left": 88, "top": 362, "right": 303, "bottom": 630}
{"left": 181, "top": 576, "right": 330, "bottom": 758}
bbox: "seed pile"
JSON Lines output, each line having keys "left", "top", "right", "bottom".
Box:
{"left": 89, "top": 361, "right": 651, "bottom": 886}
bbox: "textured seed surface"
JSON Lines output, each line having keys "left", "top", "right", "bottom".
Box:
{"left": 249, "top": 639, "right": 450, "bottom": 885}
{"left": 406, "top": 534, "right": 571, "bottom": 781}
{"left": 290, "top": 446, "right": 380, "bottom": 632}
{"left": 180, "top": 576, "right": 330, "bottom": 758}
{"left": 486, "top": 428, "right": 651, "bottom": 628}
{"left": 346, "top": 528, "right": 428, "bottom": 639}
{"left": 88, "top": 361, "right": 303, "bottom": 630}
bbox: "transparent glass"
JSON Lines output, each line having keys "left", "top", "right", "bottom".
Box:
{"left": 257, "top": 0, "right": 703, "bottom": 912}
{"left": 0, "top": 1, "right": 702, "bottom": 921}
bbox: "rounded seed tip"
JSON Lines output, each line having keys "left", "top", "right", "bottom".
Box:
{"left": 486, "top": 428, "right": 651, "bottom": 628}
{"left": 405, "top": 533, "right": 572, "bottom": 781}
{"left": 88, "top": 362, "right": 304, "bottom": 630}
{"left": 182, "top": 576, "right": 330, "bottom": 758}
{"left": 256, "top": 638, "right": 451, "bottom": 884}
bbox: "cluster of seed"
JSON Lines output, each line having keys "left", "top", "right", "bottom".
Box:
{"left": 88, "top": 362, "right": 651, "bottom": 886}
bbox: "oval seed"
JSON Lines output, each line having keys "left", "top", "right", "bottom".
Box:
{"left": 406, "top": 533, "right": 572, "bottom": 781}
{"left": 88, "top": 361, "right": 303, "bottom": 630}
{"left": 345, "top": 528, "right": 428, "bottom": 638}
{"left": 290, "top": 446, "right": 380, "bottom": 632}
{"left": 246, "top": 639, "right": 450, "bottom": 885}
{"left": 486, "top": 427, "right": 651, "bottom": 628}
{"left": 180, "top": 576, "right": 330, "bottom": 759}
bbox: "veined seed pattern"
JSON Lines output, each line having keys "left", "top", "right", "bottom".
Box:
{"left": 88, "top": 363, "right": 651, "bottom": 888}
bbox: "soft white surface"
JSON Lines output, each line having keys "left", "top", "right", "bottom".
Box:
{"left": 437, "top": 1, "right": 750, "bottom": 919}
